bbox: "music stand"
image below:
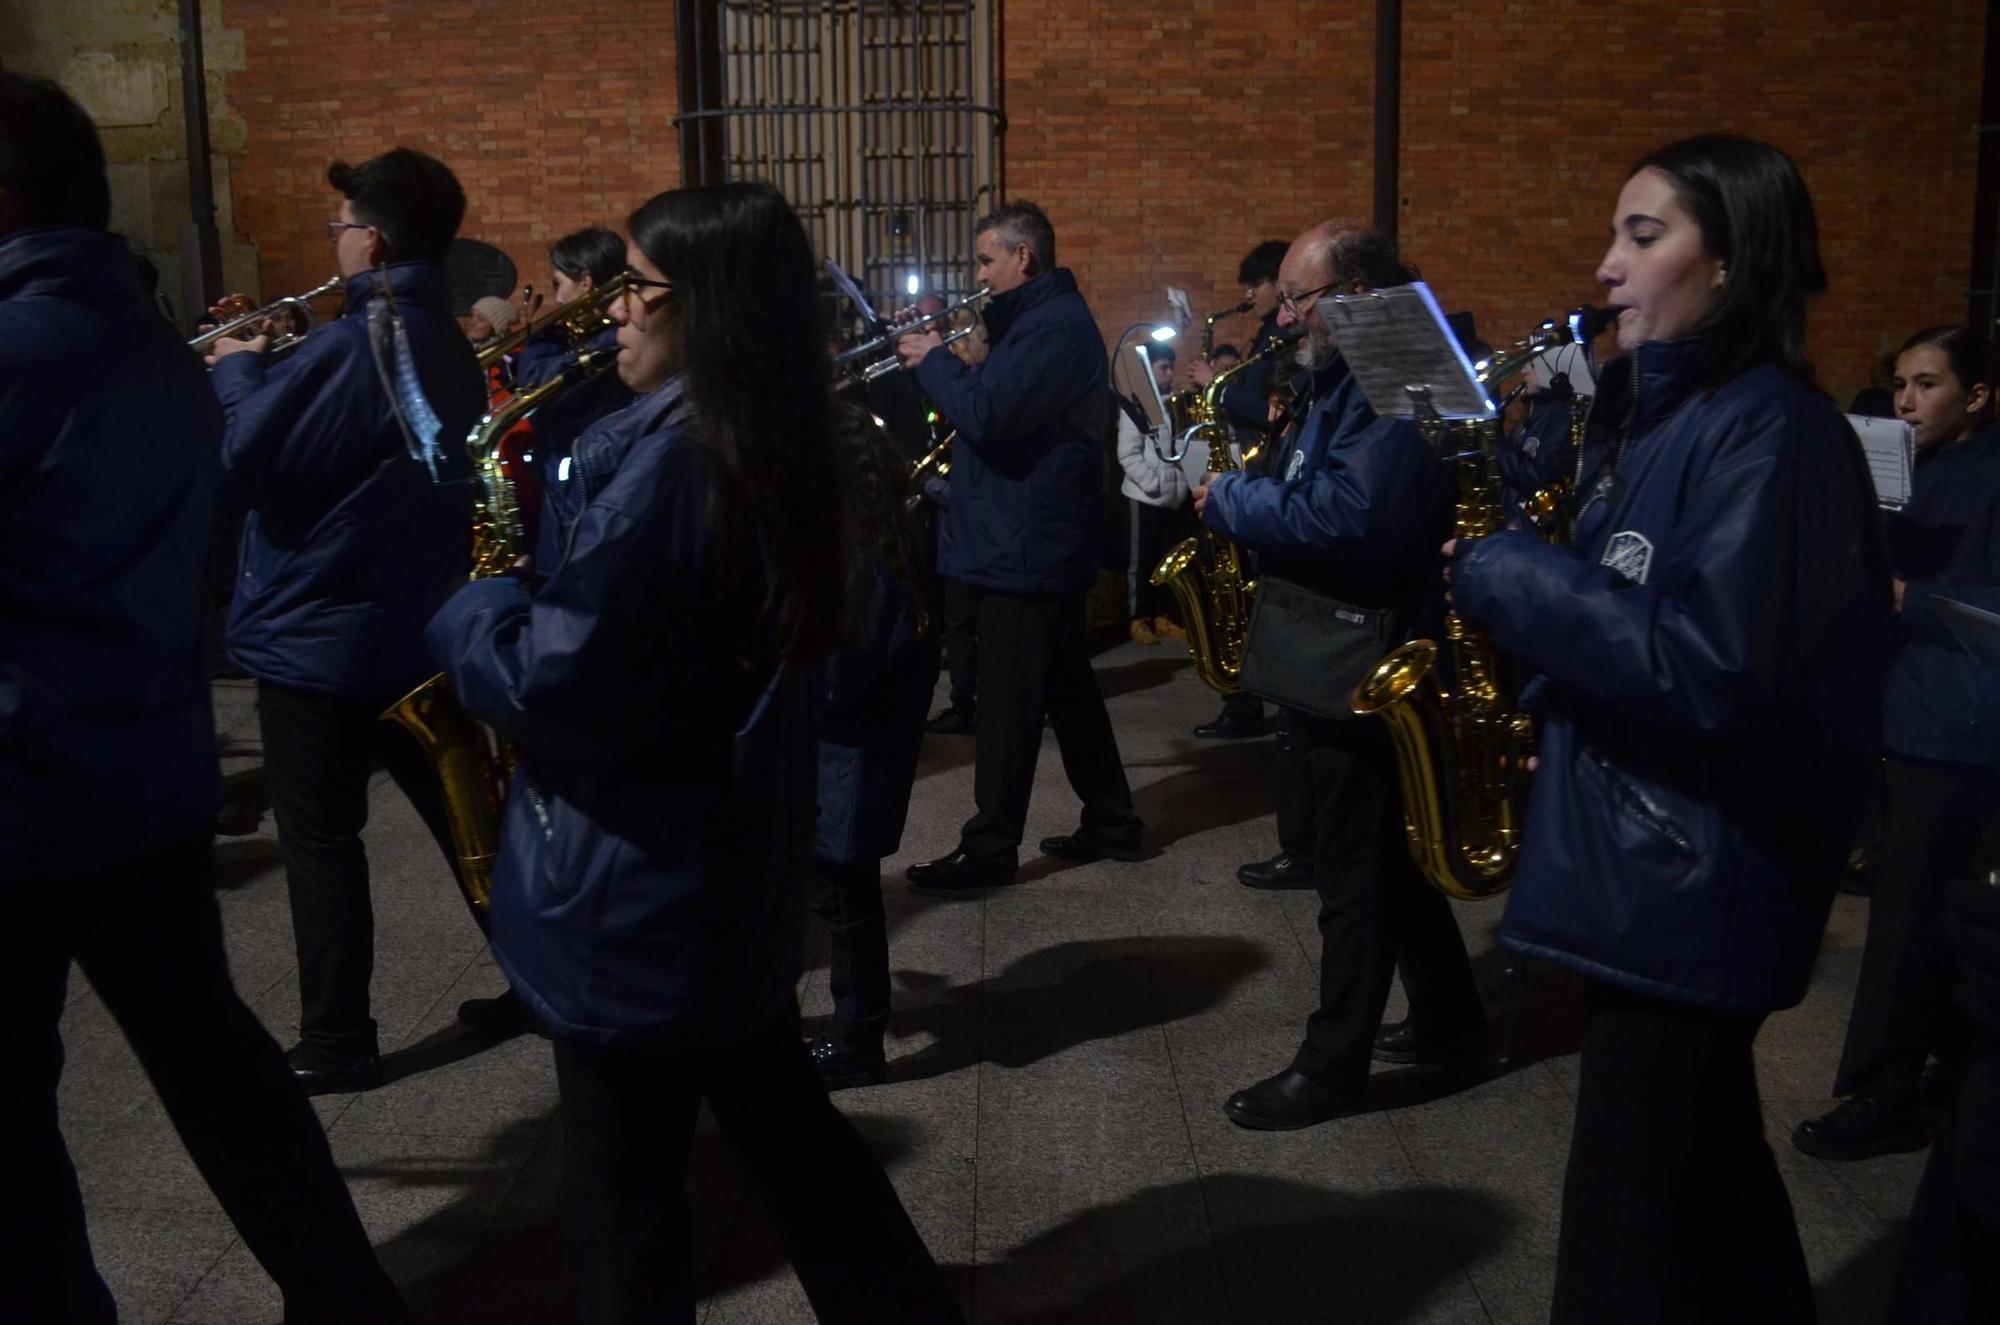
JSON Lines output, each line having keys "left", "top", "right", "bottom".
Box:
{"left": 1935, "top": 596, "right": 2000, "bottom": 668}
{"left": 1323, "top": 282, "right": 1493, "bottom": 424}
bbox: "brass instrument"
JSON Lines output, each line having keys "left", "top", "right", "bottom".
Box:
{"left": 1150, "top": 337, "right": 1284, "bottom": 694}
{"left": 381, "top": 346, "right": 618, "bottom": 915}
{"left": 189, "top": 275, "right": 343, "bottom": 357}
{"left": 1200, "top": 297, "right": 1252, "bottom": 361}
{"left": 905, "top": 431, "right": 953, "bottom": 514}
{"left": 476, "top": 273, "right": 629, "bottom": 370}
{"left": 834, "top": 286, "right": 992, "bottom": 384}
{"left": 1350, "top": 307, "right": 1611, "bottom": 901}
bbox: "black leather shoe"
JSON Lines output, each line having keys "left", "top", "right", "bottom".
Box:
{"left": 809, "top": 1035, "right": 887, "bottom": 1091}
{"left": 907, "top": 850, "right": 1017, "bottom": 891}
{"left": 1373, "top": 1019, "right": 1425, "bottom": 1064}
{"left": 457, "top": 989, "right": 529, "bottom": 1036}
{"left": 925, "top": 707, "right": 976, "bottom": 735}
{"left": 1792, "top": 1095, "right": 1928, "bottom": 1161}
{"left": 1237, "top": 852, "right": 1310, "bottom": 890}
{"left": 1224, "top": 1068, "right": 1357, "bottom": 1131}
{"left": 286, "top": 1042, "right": 382, "bottom": 1096}
{"left": 1039, "top": 832, "right": 1143, "bottom": 863}
{"left": 1371, "top": 1021, "right": 1489, "bottom": 1078}
{"left": 1193, "top": 710, "right": 1268, "bottom": 740}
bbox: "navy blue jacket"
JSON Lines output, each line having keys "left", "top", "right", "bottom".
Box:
{"left": 1219, "top": 311, "right": 1292, "bottom": 436}
{"left": 520, "top": 328, "right": 630, "bottom": 570}
{"left": 817, "top": 558, "right": 940, "bottom": 864}
{"left": 1455, "top": 337, "right": 1890, "bottom": 1013}
{"left": 427, "top": 380, "right": 822, "bottom": 1048}
{"left": 1201, "top": 352, "right": 1453, "bottom": 620}
{"left": 1882, "top": 421, "right": 2000, "bottom": 768}
{"left": 216, "top": 262, "right": 484, "bottom": 698}
{"left": 914, "top": 269, "right": 1112, "bottom": 595}
{"left": 0, "top": 228, "right": 221, "bottom": 877}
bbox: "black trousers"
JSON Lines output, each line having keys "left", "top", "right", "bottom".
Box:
{"left": 1835, "top": 757, "right": 2000, "bottom": 1104}
{"left": 257, "top": 679, "right": 458, "bottom": 1055}
{"left": 940, "top": 576, "right": 978, "bottom": 718}
{"left": 551, "top": 1002, "right": 963, "bottom": 1325}
{"left": 3, "top": 838, "right": 407, "bottom": 1324}
{"left": 1891, "top": 1045, "right": 2000, "bottom": 1322}
{"left": 1552, "top": 981, "right": 1812, "bottom": 1325}
{"left": 957, "top": 589, "right": 1140, "bottom": 867}
{"left": 812, "top": 855, "right": 890, "bottom": 1045}
{"left": 1126, "top": 498, "right": 1192, "bottom": 623}
{"left": 1287, "top": 712, "right": 1483, "bottom": 1092}
{"left": 1272, "top": 706, "right": 1314, "bottom": 860}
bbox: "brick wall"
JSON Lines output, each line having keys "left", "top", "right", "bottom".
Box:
{"left": 222, "top": 0, "right": 1981, "bottom": 400}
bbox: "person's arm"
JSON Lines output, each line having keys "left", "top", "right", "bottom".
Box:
{"left": 1200, "top": 415, "right": 1443, "bottom": 560}
{"left": 912, "top": 315, "right": 1099, "bottom": 457}
{"left": 212, "top": 328, "right": 375, "bottom": 518}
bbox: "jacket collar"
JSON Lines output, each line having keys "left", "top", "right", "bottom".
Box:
{"left": 982, "top": 267, "right": 1078, "bottom": 343}
{"left": 1920, "top": 416, "right": 2000, "bottom": 467}
{"left": 1601, "top": 333, "right": 1708, "bottom": 434}
{"left": 574, "top": 373, "right": 694, "bottom": 501}
{"left": 0, "top": 226, "right": 145, "bottom": 307}
{"left": 338, "top": 261, "right": 453, "bottom": 318}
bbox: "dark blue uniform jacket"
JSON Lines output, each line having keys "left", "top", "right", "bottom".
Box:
{"left": 0, "top": 228, "right": 222, "bottom": 876}
{"left": 1455, "top": 336, "right": 1890, "bottom": 1013}
{"left": 427, "top": 380, "right": 822, "bottom": 1048}
{"left": 914, "top": 269, "right": 1112, "bottom": 595}
{"left": 1882, "top": 420, "right": 2000, "bottom": 768}
{"left": 215, "top": 262, "right": 483, "bottom": 698}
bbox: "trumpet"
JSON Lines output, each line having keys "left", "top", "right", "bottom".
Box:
{"left": 834, "top": 286, "right": 992, "bottom": 383}
{"left": 476, "top": 273, "right": 628, "bottom": 370}
{"left": 905, "top": 431, "right": 953, "bottom": 513}
{"left": 188, "top": 275, "right": 344, "bottom": 356}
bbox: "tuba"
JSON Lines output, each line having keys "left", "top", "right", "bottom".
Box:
{"left": 380, "top": 347, "right": 618, "bottom": 915}
{"left": 1150, "top": 337, "right": 1284, "bottom": 693}
{"left": 1350, "top": 308, "right": 1610, "bottom": 901}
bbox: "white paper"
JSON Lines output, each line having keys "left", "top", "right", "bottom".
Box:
{"left": 1324, "top": 282, "right": 1493, "bottom": 421}
{"left": 1848, "top": 414, "right": 1915, "bottom": 508}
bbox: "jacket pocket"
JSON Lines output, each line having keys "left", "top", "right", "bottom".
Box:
{"left": 1576, "top": 747, "right": 1696, "bottom": 862}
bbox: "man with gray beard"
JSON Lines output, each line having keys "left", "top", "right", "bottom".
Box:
{"left": 1192, "top": 219, "right": 1486, "bottom": 1129}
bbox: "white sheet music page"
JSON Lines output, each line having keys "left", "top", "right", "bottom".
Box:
{"left": 1325, "top": 283, "right": 1493, "bottom": 420}
{"left": 1848, "top": 414, "right": 1915, "bottom": 508}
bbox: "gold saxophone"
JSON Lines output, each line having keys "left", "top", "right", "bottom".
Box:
{"left": 1150, "top": 338, "right": 1284, "bottom": 693}
{"left": 1350, "top": 311, "right": 1604, "bottom": 900}
{"left": 381, "top": 348, "right": 616, "bottom": 915}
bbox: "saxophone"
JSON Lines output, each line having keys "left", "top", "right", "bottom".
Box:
{"left": 1150, "top": 338, "right": 1283, "bottom": 693}
{"left": 381, "top": 348, "right": 616, "bottom": 915}
{"left": 1350, "top": 310, "right": 1608, "bottom": 901}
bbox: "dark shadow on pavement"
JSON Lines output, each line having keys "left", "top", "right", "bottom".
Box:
{"left": 1093, "top": 654, "right": 1191, "bottom": 701}
{"left": 1814, "top": 1223, "right": 1904, "bottom": 1325}
{"left": 212, "top": 835, "right": 283, "bottom": 891}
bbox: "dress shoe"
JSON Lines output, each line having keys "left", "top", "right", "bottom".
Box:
{"left": 457, "top": 988, "right": 529, "bottom": 1036}
{"left": 1129, "top": 617, "right": 1160, "bottom": 645}
{"left": 907, "top": 850, "right": 1017, "bottom": 891}
{"left": 809, "top": 1035, "right": 887, "bottom": 1090}
{"left": 1237, "top": 852, "right": 1311, "bottom": 890}
{"left": 1193, "top": 709, "right": 1268, "bottom": 739}
{"left": 924, "top": 707, "right": 976, "bottom": 736}
{"left": 1792, "top": 1095, "right": 1928, "bottom": 1161}
{"left": 1039, "top": 831, "right": 1143, "bottom": 863}
{"left": 286, "top": 1042, "right": 381, "bottom": 1096}
{"left": 1372, "top": 1021, "right": 1489, "bottom": 1078}
{"left": 1152, "top": 615, "right": 1188, "bottom": 641}
{"left": 1224, "top": 1067, "right": 1357, "bottom": 1131}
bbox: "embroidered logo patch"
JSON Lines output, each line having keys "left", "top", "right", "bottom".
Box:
{"left": 1285, "top": 449, "right": 1306, "bottom": 480}
{"left": 1601, "top": 530, "right": 1654, "bottom": 585}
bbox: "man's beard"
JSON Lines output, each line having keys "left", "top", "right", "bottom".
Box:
{"left": 1294, "top": 323, "right": 1337, "bottom": 371}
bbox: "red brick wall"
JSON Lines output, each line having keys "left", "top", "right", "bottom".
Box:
{"left": 223, "top": 0, "right": 1981, "bottom": 399}
{"left": 222, "top": 0, "right": 680, "bottom": 312}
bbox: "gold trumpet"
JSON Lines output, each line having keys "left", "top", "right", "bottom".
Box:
{"left": 905, "top": 431, "right": 953, "bottom": 513}
{"left": 476, "top": 273, "right": 629, "bottom": 370}
{"left": 188, "top": 275, "right": 343, "bottom": 357}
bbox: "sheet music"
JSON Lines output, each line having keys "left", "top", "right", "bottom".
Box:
{"left": 1128, "top": 343, "right": 1172, "bottom": 429}
{"left": 1933, "top": 596, "right": 2000, "bottom": 666}
{"left": 1847, "top": 414, "right": 1915, "bottom": 508}
{"left": 822, "top": 258, "right": 879, "bottom": 324}
{"left": 1165, "top": 286, "right": 1193, "bottom": 330}
{"left": 1324, "top": 283, "right": 1493, "bottom": 420}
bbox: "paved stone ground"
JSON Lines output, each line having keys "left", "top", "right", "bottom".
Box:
{"left": 61, "top": 641, "right": 1919, "bottom": 1323}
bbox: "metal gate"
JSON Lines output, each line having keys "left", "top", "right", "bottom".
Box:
{"left": 674, "top": 0, "right": 1003, "bottom": 331}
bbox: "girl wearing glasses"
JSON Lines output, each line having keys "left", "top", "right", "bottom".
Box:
{"left": 1447, "top": 135, "right": 1890, "bottom": 1320}
{"left": 426, "top": 181, "right": 961, "bottom": 1324}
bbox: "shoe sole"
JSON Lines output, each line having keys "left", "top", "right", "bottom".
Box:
{"left": 1224, "top": 1103, "right": 1348, "bottom": 1131}
{"left": 1790, "top": 1127, "right": 1929, "bottom": 1161}
{"left": 1238, "top": 875, "right": 1313, "bottom": 890}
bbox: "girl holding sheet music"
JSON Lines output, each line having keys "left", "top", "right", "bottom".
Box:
{"left": 1796, "top": 325, "right": 2000, "bottom": 1167}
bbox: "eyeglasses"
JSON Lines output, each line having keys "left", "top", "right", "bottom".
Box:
{"left": 326, "top": 220, "right": 372, "bottom": 241}
{"left": 1277, "top": 281, "right": 1342, "bottom": 320}
{"left": 618, "top": 269, "right": 675, "bottom": 310}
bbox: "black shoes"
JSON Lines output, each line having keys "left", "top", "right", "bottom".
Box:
{"left": 907, "top": 850, "right": 1017, "bottom": 891}
{"left": 286, "top": 1042, "right": 381, "bottom": 1096}
{"left": 1237, "top": 852, "right": 1310, "bottom": 890}
{"left": 1039, "top": 832, "right": 1144, "bottom": 863}
{"left": 809, "top": 1035, "right": 887, "bottom": 1091}
{"left": 1372, "top": 1020, "right": 1489, "bottom": 1077}
{"left": 1224, "top": 1067, "right": 1358, "bottom": 1131}
{"left": 1193, "top": 710, "right": 1268, "bottom": 739}
{"left": 924, "top": 707, "right": 976, "bottom": 736}
{"left": 1792, "top": 1095, "right": 1929, "bottom": 1161}
{"left": 457, "top": 988, "right": 530, "bottom": 1036}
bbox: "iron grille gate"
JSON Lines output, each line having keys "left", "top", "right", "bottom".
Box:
{"left": 674, "top": 0, "right": 1003, "bottom": 333}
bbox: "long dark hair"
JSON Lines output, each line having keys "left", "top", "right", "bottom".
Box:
{"left": 1900, "top": 324, "right": 1996, "bottom": 402}
{"left": 1632, "top": 134, "right": 1826, "bottom": 389}
{"left": 627, "top": 182, "right": 845, "bottom": 661}
{"left": 833, "top": 405, "right": 932, "bottom": 636}
{"left": 549, "top": 226, "right": 625, "bottom": 288}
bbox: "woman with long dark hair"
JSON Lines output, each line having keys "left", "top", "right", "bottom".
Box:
{"left": 1446, "top": 135, "right": 1891, "bottom": 1319}
{"left": 427, "top": 181, "right": 961, "bottom": 1324}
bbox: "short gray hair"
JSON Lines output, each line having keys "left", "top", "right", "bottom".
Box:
{"left": 976, "top": 200, "right": 1055, "bottom": 274}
